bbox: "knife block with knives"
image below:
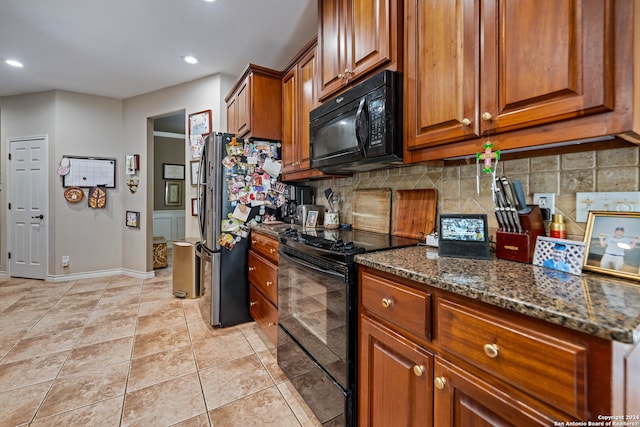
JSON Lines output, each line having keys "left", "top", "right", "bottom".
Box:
{"left": 496, "top": 205, "right": 546, "bottom": 263}
{"left": 493, "top": 177, "right": 546, "bottom": 263}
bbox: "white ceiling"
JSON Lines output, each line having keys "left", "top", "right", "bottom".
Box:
{"left": 0, "top": 0, "right": 317, "bottom": 99}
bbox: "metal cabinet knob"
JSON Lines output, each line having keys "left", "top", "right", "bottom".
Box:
{"left": 483, "top": 343, "right": 499, "bottom": 358}
{"left": 434, "top": 377, "right": 447, "bottom": 390}
{"left": 461, "top": 118, "right": 472, "bottom": 126}
{"left": 249, "top": 266, "right": 256, "bottom": 272}
{"left": 250, "top": 301, "right": 256, "bottom": 307}
{"left": 270, "top": 248, "right": 276, "bottom": 254}
{"left": 268, "top": 322, "right": 275, "bottom": 326}
{"left": 266, "top": 281, "right": 273, "bottom": 287}
{"left": 251, "top": 239, "right": 257, "bottom": 244}
{"left": 381, "top": 298, "right": 393, "bottom": 308}
{"left": 413, "top": 365, "right": 425, "bottom": 376}
{"left": 481, "top": 112, "right": 493, "bottom": 121}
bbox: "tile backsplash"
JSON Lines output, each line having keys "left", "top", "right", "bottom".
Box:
{"left": 308, "top": 145, "right": 640, "bottom": 241}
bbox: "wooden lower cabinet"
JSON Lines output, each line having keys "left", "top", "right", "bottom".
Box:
{"left": 358, "top": 266, "right": 637, "bottom": 426}
{"left": 249, "top": 284, "right": 278, "bottom": 344}
{"left": 359, "top": 315, "right": 433, "bottom": 427}
{"left": 248, "top": 231, "right": 279, "bottom": 344}
{"left": 433, "top": 357, "right": 561, "bottom": 426}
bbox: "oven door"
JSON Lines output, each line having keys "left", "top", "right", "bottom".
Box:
{"left": 277, "top": 245, "right": 356, "bottom": 425}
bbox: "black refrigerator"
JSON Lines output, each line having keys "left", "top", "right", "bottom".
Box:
{"left": 196, "top": 132, "right": 284, "bottom": 327}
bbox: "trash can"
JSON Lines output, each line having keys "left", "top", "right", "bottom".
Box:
{"left": 172, "top": 239, "right": 201, "bottom": 298}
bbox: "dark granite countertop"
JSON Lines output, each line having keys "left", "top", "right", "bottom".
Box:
{"left": 250, "top": 222, "right": 299, "bottom": 239}
{"left": 356, "top": 246, "right": 640, "bottom": 344}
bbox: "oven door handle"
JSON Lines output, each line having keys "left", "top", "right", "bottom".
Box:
{"left": 279, "top": 250, "right": 345, "bottom": 279}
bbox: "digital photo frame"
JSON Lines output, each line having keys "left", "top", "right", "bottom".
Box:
{"left": 438, "top": 213, "right": 490, "bottom": 259}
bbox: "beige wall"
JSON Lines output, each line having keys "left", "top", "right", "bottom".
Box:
{"left": 122, "top": 73, "right": 234, "bottom": 272}
{"left": 154, "top": 136, "right": 186, "bottom": 211}
{"left": 309, "top": 145, "right": 640, "bottom": 241}
{"left": 0, "top": 91, "right": 57, "bottom": 274}
{"left": 0, "top": 73, "right": 235, "bottom": 279}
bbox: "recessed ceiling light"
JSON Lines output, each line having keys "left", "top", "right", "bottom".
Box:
{"left": 4, "top": 59, "right": 23, "bottom": 68}
{"left": 183, "top": 56, "right": 198, "bottom": 65}
{"left": 203, "top": 0, "right": 215, "bottom": 2}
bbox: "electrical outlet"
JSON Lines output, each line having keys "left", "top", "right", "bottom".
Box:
{"left": 62, "top": 256, "right": 69, "bottom": 267}
{"left": 533, "top": 193, "right": 555, "bottom": 221}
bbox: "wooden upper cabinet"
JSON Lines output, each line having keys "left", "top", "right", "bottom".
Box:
{"left": 282, "top": 67, "right": 297, "bottom": 173}
{"left": 318, "top": 0, "right": 401, "bottom": 101}
{"left": 282, "top": 40, "right": 334, "bottom": 181}
{"left": 225, "top": 64, "right": 282, "bottom": 140}
{"left": 404, "top": 0, "right": 615, "bottom": 152}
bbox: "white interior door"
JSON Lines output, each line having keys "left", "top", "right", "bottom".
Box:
{"left": 9, "top": 136, "right": 48, "bottom": 279}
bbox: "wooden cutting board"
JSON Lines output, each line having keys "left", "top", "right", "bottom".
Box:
{"left": 352, "top": 189, "right": 392, "bottom": 234}
{"left": 392, "top": 189, "right": 438, "bottom": 239}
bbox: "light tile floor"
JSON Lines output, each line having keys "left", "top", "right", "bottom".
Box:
{"left": 0, "top": 263, "right": 321, "bottom": 426}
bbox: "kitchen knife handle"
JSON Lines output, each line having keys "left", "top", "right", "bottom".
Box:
{"left": 500, "top": 176, "right": 516, "bottom": 208}
{"left": 512, "top": 180, "right": 532, "bottom": 214}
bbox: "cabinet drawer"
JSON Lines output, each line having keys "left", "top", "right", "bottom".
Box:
{"left": 250, "top": 232, "right": 279, "bottom": 262}
{"left": 437, "top": 299, "right": 587, "bottom": 418}
{"left": 248, "top": 251, "right": 277, "bottom": 305}
{"left": 249, "top": 285, "right": 278, "bottom": 345}
{"left": 361, "top": 271, "right": 431, "bottom": 341}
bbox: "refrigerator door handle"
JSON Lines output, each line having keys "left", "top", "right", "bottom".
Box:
{"left": 197, "top": 153, "right": 206, "bottom": 243}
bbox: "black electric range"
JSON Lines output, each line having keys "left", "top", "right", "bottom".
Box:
{"left": 276, "top": 227, "right": 418, "bottom": 426}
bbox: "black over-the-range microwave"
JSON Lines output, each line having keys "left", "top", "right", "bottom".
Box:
{"left": 310, "top": 70, "right": 402, "bottom": 172}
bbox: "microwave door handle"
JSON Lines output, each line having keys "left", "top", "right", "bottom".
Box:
{"left": 355, "top": 98, "right": 369, "bottom": 156}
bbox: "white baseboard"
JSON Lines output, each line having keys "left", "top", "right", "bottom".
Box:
{"left": 46, "top": 268, "right": 155, "bottom": 282}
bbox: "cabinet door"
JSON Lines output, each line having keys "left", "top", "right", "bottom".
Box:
{"left": 282, "top": 68, "right": 298, "bottom": 174}
{"left": 318, "top": 0, "right": 348, "bottom": 99}
{"left": 349, "top": 0, "right": 395, "bottom": 81}
{"left": 434, "top": 357, "right": 562, "bottom": 426}
{"left": 359, "top": 315, "right": 433, "bottom": 427}
{"left": 226, "top": 96, "right": 238, "bottom": 135}
{"left": 297, "top": 46, "right": 318, "bottom": 171}
{"left": 405, "top": 0, "right": 615, "bottom": 151}
{"left": 404, "top": 0, "right": 478, "bottom": 150}
{"left": 236, "top": 76, "right": 251, "bottom": 137}
{"left": 482, "top": 0, "right": 614, "bottom": 134}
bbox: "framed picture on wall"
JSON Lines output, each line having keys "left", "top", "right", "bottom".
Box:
{"left": 162, "top": 163, "right": 185, "bottom": 180}
{"left": 191, "top": 198, "right": 199, "bottom": 216}
{"left": 188, "top": 109, "right": 212, "bottom": 136}
{"left": 190, "top": 160, "right": 200, "bottom": 186}
{"left": 164, "top": 181, "right": 183, "bottom": 206}
{"left": 126, "top": 211, "right": 140, "bottom": 228}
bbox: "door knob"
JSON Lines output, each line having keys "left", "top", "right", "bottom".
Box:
{"left": 32, "top": 215, "right": 44, "bottom": 219}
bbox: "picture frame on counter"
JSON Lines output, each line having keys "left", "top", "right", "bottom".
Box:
{"left": 533, "top": 236, "right": 585, "bottom": 276}
{"left": 305, "top": 210, "right": 319, "bottom": 228}
{"left": 583, "top": 211, "right": 640, "bottom": 281}
{"left": 162, "top": 163, "right": 185, "bottom": 180}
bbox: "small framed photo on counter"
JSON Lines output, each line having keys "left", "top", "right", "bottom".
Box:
{"left": 583, "top": 211, "right": 640, "bottom": 281}
{"left": 305, "top": 210, "right": 319, "bottom": 228}
{"left": 533, "top": 236, "right": 585, "bottom": 276}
